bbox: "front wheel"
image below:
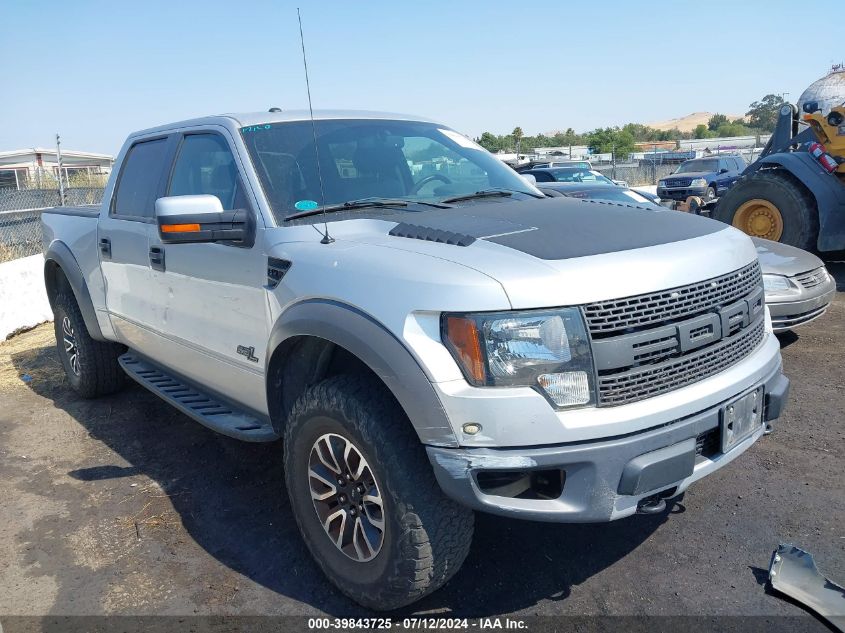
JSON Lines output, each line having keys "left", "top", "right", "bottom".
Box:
{"left": 284, "top": 374, "right": 474, "bottom": 610}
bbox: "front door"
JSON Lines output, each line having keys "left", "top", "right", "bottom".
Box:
{"left": 145, "top": 129, "right": 270, "bottom": 414}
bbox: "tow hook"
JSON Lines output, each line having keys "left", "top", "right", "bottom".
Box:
{"left": 637, "top": 494, "right": 667, "bottom": 515}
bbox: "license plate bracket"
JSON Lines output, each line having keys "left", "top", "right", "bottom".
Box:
{"left": 721, "top": 386, "right": 764, "bottom": 453}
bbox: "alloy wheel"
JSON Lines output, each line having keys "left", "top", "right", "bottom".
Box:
{"left": 62, "top": 316, "right": 81, "bottom": 376}
{"left": 308, "top": 432, "right": 385, "bottom": 562}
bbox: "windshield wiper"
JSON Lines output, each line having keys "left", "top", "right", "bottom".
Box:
{"left": 439, "top": 189, "right": 514, "bottom": 204}
{"left": 285, "top": 198, "right": 409, "bottom": 221}
{"left": 284, "top": 197, "right": 452, "bottom": 221}
{"left": 439, "top": 187, "right": 544, "bottom": 204}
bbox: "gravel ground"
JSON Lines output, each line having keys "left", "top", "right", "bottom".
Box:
{"left": 0, "top": 265, "right": 843, "bottom": 630}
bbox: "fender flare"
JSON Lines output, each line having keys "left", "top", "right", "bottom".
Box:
{"left": 267, "top": 299, "right": 458, "bottom": 447}
{"left": 757, "top": 153, "right": 845, "bottom": 252}
{"left": 43, "top": 241, "right": 105, "bottom": 340}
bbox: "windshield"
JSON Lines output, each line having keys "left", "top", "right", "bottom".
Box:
{"left": 567, "top": 189, "right": 654, "bottom": 205}
{"left": 546, "top": 168, "right": 614, "bottom": 184}
{"left": 675, "top": 159, "right": 717, "bottom": 174}
{"left": 239, "top": 119, "right": 539, "bottom": 222}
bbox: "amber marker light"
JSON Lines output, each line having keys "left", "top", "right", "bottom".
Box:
{"left": 444, "top": 316, "right": 486, "bottom": 384}
{"left": 161, "top": 223, "right": 201, "bottom": 233}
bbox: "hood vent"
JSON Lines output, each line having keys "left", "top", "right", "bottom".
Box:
{"left": 388, "top": 222, "right": 476, "bottom": 247}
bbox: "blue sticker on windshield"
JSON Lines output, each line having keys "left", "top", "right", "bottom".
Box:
{"left": 294, "top": 200, "right": 319, "bottom": 211}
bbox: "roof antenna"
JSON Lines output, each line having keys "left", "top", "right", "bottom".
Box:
{"left": 297, "top": 7, "right": 333, "bottom": 244}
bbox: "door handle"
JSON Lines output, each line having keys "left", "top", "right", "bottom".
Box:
{"left": 149, "top": 246, "right": 165, "bottom": 272}
{"left": 99, "top": 238, "right": 111, "bottom": 259}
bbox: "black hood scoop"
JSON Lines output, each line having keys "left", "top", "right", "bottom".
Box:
{"left": 388, "top": 222, "right": 476, "bottom": 247}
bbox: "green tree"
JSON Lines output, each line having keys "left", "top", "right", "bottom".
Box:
{"left": 477, "top": 132, "right": 501, "bottom": 152}
{"left": 586, "top": 127, "right": 636, "bottom": 158}
{"left": 746, "top": 94, "right": 786, "bottom": 132}
{"left": 715, "top": 122, "right": 750, "bottom": 137}
{"left": 512, "top": 127, "right": 524, "bottom": 155}
{"left": 693, "top": 124, "right": 711, "bottom": 139}
{"left": 707, "top": 113, "right": 728, "bottom": 131}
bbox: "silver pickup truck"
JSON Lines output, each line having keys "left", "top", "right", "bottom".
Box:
{"left": 42, "top": 110, "right": 789, "bottom": 610}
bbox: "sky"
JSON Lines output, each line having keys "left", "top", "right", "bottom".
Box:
{"left": 1, "top": 0, "right": 840, "bottom": 155}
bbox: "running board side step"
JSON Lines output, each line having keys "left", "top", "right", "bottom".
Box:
{"left": 118, "top": 353, "right": 278, "bottom": 442}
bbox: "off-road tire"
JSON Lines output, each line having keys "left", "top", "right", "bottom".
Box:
{"left": 53, "top": 292, "right": 125, "bottom": 398}
{"left": 713, "top": 169, "right": 819, "bottom": 250}
{"left": 284, "top": 374, "right": 474, "bottom": 611}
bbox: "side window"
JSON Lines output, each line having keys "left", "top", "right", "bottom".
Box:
{"left": 112, "top": 139, "right": 169, "bottom": 218}
{"left": 168, "top": 134, "right": 247, "bottom": 210}
{"left": 532, "top": 171, "right": 553, "bottom": 182}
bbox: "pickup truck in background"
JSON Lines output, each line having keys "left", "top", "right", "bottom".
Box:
{"left": 42, "top": 110, "right": 789, "bottom": 610}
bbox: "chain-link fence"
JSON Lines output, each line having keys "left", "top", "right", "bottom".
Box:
{"left": 593, "top": 147, "right": 767, "bottom": 186}
{"left": 593, "top": 162, "right": 677, "bottom": 186}
{"left": 0, "top": 187, "right": 105, "bottom": 264}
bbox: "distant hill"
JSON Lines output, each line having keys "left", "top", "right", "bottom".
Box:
{"left": 647, "top": 112, "right": 746, "bottom": 133}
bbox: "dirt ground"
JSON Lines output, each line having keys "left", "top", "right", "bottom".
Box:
{"left": 1, "top": 266, "right": 843, "bottom": 628}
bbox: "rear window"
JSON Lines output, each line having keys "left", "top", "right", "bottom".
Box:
{"left": 112, "top": 139, "right": 168, "bottom": 218}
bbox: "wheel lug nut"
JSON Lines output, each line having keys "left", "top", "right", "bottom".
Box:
{"left": 346, "top": 473, "right": 353, "bottom": 481}
{"left": 350, "top": 508, "right": 357, "bottom": 516}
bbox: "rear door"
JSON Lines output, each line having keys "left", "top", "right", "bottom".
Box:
{"left": 98, "top": 136, "right": 174, "bottom": 350}
{"left": 144, "top": 129, "right": 269, "bottom": 412}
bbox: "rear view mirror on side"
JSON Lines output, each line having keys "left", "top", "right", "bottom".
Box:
{"left": 154, "top": 195, "right": 254, "bottom": 246}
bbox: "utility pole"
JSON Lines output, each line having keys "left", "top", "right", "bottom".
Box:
{"left": 56, "top": 133, "right": 66, "bottom": 206}
{"left": 611, "top": 143, "right": 616, "bottom": 180}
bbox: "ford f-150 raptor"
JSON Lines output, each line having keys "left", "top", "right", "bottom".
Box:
{"left": 41, "top": 110, "right": 789, "bottom": 610}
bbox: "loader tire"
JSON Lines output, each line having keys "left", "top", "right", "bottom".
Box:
{"left": 713, "top": 170, "right": 818, "bottom": 250}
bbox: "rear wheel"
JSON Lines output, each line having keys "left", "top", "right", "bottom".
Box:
{"left": 52, "top": 292, "right": 125, "bottom": 398}
{"left": 713, "top": 170, "right": 818, "bottom": 250}
{"left": 284, "top": 374, "right": 474, "bottom": 610}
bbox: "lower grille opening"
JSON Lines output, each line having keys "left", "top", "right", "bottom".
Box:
{"left": 695, "top": 427, "right": 720, "bottom": 459}
{"left": 475, "top": 469, "right": 565, "bottom": 500}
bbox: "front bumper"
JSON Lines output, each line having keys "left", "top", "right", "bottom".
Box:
{"left": 657, "top": 186, "right": 708, "bottom": 201}
{"left": 768, "top": 286, "right": 836, "bottom": 332}
{"left": 427, "top": 361, "right": 788, "bottom": 523}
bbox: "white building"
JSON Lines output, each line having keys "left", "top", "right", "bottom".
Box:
{"left": 0, "top": 148, "right": 114, "bottom": 189}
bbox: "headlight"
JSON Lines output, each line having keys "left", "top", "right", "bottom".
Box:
{"left": 762, "top": 274, "right": 795, "bottom": 293}
{"left": 658, "top": 180, "right": 667, "bottom": 187}
{"left": 690, "top": 178, "right": 707, "bottom": 187}
{"left": 442, "top": 308, "right": 596, "bottom": 408}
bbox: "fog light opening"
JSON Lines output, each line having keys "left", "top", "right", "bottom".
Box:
{"left": 475, "top": 469, "right": 565, "bottom": 500}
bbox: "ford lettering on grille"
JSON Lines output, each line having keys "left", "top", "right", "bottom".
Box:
{"left": 583, "top": 262, "right": 768, "bottom": 407}
{"left": 593, "top": 286, "right": 764, "bottom": 372}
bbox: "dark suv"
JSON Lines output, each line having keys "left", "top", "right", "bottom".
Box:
{"left": 657, "top": 156, "right": 746, "bottom": 202}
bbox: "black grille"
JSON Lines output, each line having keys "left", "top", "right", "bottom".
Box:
{"left": 794, "top": 267, "right": 828, "bottom": 290}
{"left": 663, "top": 178, "right": 692, "bottom": 187}
{"left": 598, "top": 318, "right": 765, "bottom": 406}
{"left": 584, "top": 262, "right": 762, "bottom": 336}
